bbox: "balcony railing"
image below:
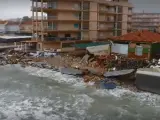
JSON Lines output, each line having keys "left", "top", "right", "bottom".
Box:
{"left": 44, "top": 37, "right": 81, "bottom": 41}
{"left": 128, "top": 10, "right": 132, "bottom": 15}
{"left": 47, "top": 16, "right": 57, "bottom": 20}
{"left": 99, "top": 8, "right": 116, "bottom": 13}
{"left": 43, "top": 26, "right": 57, "bottom": 30}
{"left": 98, "top": 27, "right": 114, "bottom": 30}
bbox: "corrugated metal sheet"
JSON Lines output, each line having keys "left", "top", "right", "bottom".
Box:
{"left": 111, "top": 43, "right": 128, "bottom": 55}
{"left": 86, "top": 44, "right": 109, "bottom": 53}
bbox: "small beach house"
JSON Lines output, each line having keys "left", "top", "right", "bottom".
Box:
{"left": 109, "top": 30, "right": 160, "bottom": 60}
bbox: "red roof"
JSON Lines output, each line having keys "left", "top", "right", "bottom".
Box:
{"left": 0, "top": 20, "right": 7, "bottom": 24}
{"left": 21, "top": 21, "right": 32, "bottom": 25}
{"left": 7, "top": 21, "right": 19, "bottom": 25}
{"left": 110, "top": 30, "right": 160, "bottom": 43}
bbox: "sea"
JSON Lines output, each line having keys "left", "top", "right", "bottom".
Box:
{"left": 0, "top": 64, "right": 160, "bottom": 120}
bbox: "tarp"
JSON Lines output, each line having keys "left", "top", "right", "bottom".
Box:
{"left": 111, "top": 43, "right": 128, "bottom": 55}
{"left": 100, "top": 82, "right": 116, "bottom": 89}
{"left": 86, "top": 44, "right": 109, "bottom": 54}
{"left": 104, "top": 69, "right": 134, "bottom": 77}
{"left": 73, "top": 42, "right": 109, "bottom": 49}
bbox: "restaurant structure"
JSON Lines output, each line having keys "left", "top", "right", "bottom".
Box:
{"left": 30, "top": 0, "right": 132, "bottom": 51}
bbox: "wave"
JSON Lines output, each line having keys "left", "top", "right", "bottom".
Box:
{"left": 19, "top": 65, "right": 160, "bottom": 107}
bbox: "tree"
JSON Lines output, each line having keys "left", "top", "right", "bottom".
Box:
{"left": 22, "top": 16, "right": 32, "bottom": 22}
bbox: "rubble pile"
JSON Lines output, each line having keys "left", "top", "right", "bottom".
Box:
{"left": 0, "top": 49, "right": 152, "bottom": 91}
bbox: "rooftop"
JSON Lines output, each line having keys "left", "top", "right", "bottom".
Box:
{"left": 109, "top": 30, "right": 160, "bottom": 43}
{"left": 0, "top": 21, "right": 7, "bottom": 24}
{"left": 7, "top": 21, "right": 20, "bottom": 25}
{"left": 0, "top": 35, "right": 32, "bottom": 39}
{"left": 20, "top": 21, "right": 32, "bottom": 25}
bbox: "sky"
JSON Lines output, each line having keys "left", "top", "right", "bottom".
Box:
{"left": 0, "top": 0, "right": 160, "bottom": 19}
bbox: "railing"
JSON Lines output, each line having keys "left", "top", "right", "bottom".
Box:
{"left": 31, "top": 5, "right": 56, "bottom": 10}
{"left": 44, "top": 37, "right": 81, "bottom": 41}
{"left": 99, "top": 8, "right": 116, "bottom": 13}
{"left": 128, "top": 10, "right": 132, "bottom": 15}
{"left": 45, "top": 27, "right": 57, "bottom": 30}
{"left": 47, "top": 16, "right": 57, "bottom": 20}
{"left": 98, "top": 27, "right": 114, "bottom": 30}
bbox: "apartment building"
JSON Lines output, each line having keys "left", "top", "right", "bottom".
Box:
{"left": 132, "top": 13, "right": 160, "bottom": 32}
{"left": 31, "top": 0, "right": 132, "bottom": 50}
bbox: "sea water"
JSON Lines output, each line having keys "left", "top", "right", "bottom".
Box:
{"left": 0, "top": 64, "right": 159, "bottom": 120}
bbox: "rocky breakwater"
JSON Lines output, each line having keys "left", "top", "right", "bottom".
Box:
{"left": 0, "top": 50, "right": 29, "bottom": 65}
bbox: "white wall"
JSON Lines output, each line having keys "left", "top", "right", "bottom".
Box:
{"left": 111, "top": 43, "right": 128, "bottom": 55}
{"left": 6, "top": 25, "right": 20, "bottom": 33}
{"left": 0, "top": 24, "right": 6, "bottom": 33}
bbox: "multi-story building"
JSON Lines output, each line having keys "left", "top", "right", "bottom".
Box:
{"left": 132, "top": 13, "right": 160, "bottom": 32}
{"left": 31, "top": 0, "right": 132, "bottom": 50}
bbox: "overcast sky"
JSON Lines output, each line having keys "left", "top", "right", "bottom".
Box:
{"left": 0, "top": 0, "right": 160, "bottom": 19}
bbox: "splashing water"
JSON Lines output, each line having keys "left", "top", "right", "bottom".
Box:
{"left": 0, "top": 65, "right": 160, "bottom": 120}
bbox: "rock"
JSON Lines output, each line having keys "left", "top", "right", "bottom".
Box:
{"left": 1, "top": 61, "right": 7, "bottom": 65}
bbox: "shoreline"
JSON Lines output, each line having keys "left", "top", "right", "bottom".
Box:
{"left": 0, "top": 50, "right": 149, "bottom": 92}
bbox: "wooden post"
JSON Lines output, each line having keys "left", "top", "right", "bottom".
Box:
{"left": 41, "top": 0, "right": 44, "bottom": 41}
{"left": 32, "top": 0, "right": 34, "bottom": 40}
{"left": 81, "top": 0, "right": 83, "bottom": 40}
{"left": 36, "top": 0, "right": 38, "bottom": 41}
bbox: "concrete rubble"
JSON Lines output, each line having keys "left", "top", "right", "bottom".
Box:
{"left": 0, "top": 49, "right": 154, "bottom": 91}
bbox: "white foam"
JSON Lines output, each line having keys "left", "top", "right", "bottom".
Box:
{"left": 92, "top": 87, "right": 160, "bottom": 106}
{"left": 11, "top": 65, "right": 160, "bottom": 108}
{"left": 22, "top": 66, "right": 84, "bottom": 86}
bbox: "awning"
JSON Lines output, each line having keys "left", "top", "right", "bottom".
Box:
{"left": 73, "top": 42, "right": 109, "bottom": 49}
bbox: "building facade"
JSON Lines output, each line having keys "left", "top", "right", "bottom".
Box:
{"left": 31, "top": 0, "right": 132, "bottom": 50}
{"left": 5, "top": 21, "right": 20, "bottom": 34}
{"left": 132, "top": 13, "right": 160, "bottom": 32}
{"left": 0, "top": 21, "right": 7, "bottom": 33}
{"left": 20, "top": 21, "right": 33, "bottom": 33}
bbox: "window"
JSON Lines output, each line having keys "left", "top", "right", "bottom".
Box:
{"left": 83, "top": 23, "right": 89, "bottom": 30}
{"left": 74, "top": 24, "right": 79, "bottom": 28}
{"left": 48, "top": 1, "right": 57, "bottom": 9}
{"left": 83, "top": 2, "right": 89, "bottom": 10}
{"left": 65, "top": 34, "right": 71, "bottom": 37}
{"left": 74, "top": 13, "right": 79, "bottom": 19}
{"left": 48, "top": 23, "right": 56, "bottom": 30}
{"left": 53, "top": 24, "right": 56, "bottom": 29}
{"left": 74, "top": 3, "right": 80, "bottom": 10}
{"left": 135, "top": 45, "right": 143, "bottom": 56}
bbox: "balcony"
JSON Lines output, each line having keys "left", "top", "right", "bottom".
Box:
{"left": 128, "top": 10, "right": 132, "bottom": 15}
{"left": 99, "top": 7, "right": 116, "bottom": 14}
{"left": 98, "top": 26, "right": 114, "bottom": 31}
{"left": 128, "top": 17, "right": 132, "bottom": 22}
{"left": 31, "top": 5, "right": 81, "bottom": 12}
{"left": 48, "top": 16, "right": 57, "bottom": 20}
{"left": 44, "top": 37, "right": 80, "bottom": 41}
{"left": 44, "top": 26, "right": 57, "bottom": 31}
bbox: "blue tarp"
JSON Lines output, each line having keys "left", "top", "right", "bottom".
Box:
{"left": 100, "top": 82, "right": 116, "bottom": 89}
